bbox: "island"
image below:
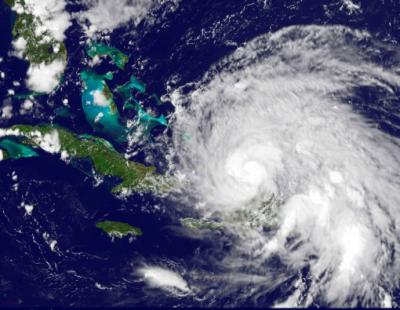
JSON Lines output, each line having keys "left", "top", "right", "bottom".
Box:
{"left": 81, "top": 42, "right": 169, "bottom": 140}
{"left": 0, "top": 138, "right": 38, "bottom": 160}
{"left": 80, "top": 70, "right": 128, "bottom": 143}
{"left": 0, "top": 124, "right": 166, "bottom": 193}
{"left": 116, "top": 74, "right": 168, "bottom": 132}
{"left": 5, "top": 0, "right": 69, "bottom": 93}
{"left": 96, "top": 220, "right": 143, "bottom": 239}
{"left": 180, "top": 218, "right": 224, "bottom": 231}
{"left": 86, "top": 43, "right": 129, "bottom": 70}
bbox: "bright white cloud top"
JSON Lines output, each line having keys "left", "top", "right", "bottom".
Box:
{"left": 77, "top": 0, "right": 155, "bottom": 36}
{"left": 8, "top": 0, "right": 71, "bottom": 93}
{"left": 139, "top": 266, "right": 190, "bottom": 294}
{"left": 22, "top": 0, "right": 71, "bottom": 41}
{"left": 169, "top": 25, "right": 400, "bottom": 307}
{"left": 26, "top": 60, "right": 66, "bottom": 93}
{"left": 77, "top": 0, "right": 180, "bottom": 36}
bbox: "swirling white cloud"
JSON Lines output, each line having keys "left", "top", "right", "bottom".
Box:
{"left": 169, "top": 25, "right": 400, "bottom": 307}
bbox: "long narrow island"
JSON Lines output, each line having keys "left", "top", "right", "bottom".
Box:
{"left": 0, "top": 124, "right": 166, "bottom": 193}
{"left": 96, "top": 220, "right": 143, "bottom": 239}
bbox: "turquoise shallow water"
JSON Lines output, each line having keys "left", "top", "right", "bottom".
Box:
{"left": 80, "top": 42, "right": 168, "bottom": 143}
{"left": 117, "top": 74, "right": 168, "bottom": 133}
{"left": 80, "top": 70, "right": 128, "bottom": 143}
{"left": 1, "top": 0, "right": 400, "bottom": 307}
{"left": 0, "top": 138, "right": 39, "bottom": 159}
{"left": 80, "top": 68, "right": 167, "bottom": 144}
{"left": 117, "top": 74, "right": 147, "bottom": 95}
{"left": 86, "top": 43, "right": 129, "bottom": 70}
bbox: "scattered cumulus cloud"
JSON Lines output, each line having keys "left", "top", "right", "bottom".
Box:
{"left": 11, "top": 37, "right": 27, "bottom": 59}
{"left": 26, "top": 60, "right": 66, "bottom": 93}
{"left": 77, "top": 0, "right": 155, "bottom": 36}
{"left": 16, "top": 0, "right": 72, "bottom": 41}
{"left": 1, "top": 104, "right": 13, "bottom": 120}
{"left": 19, "top": 99, "right": 34, "bottom": 115}
{"left": 8, "top": 0, "right": 71, "bottom": 93}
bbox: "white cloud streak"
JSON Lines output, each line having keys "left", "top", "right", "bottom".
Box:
{"left": 138, "top": 266, "right": 190, "bottom": 294}
{"left": 77, "top": 0, "right": 155, "bottom": 36}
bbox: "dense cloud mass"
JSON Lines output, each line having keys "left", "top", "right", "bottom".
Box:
{"left": 169, "top": 25, "right": 400, "bottom": 307}
{"left": 7, "top": 0, "right": 71, "bottom": 93}
{"left": 26, "top": 60, "right": 66, "bottom": 93}
{"left": 76, "top": 0, "right": 177, "bottom": 36}
{"left": 21, "top": 0, "right": 71, "bottom": 41}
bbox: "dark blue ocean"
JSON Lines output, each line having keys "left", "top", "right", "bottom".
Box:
{"left": 0, "top": 0, "right": 400, "bottom": 307}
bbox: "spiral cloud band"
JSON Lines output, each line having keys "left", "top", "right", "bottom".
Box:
{"left": 169, "top": 25, "right": 400, "bottom": 306}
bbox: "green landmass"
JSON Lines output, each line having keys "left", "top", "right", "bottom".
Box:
{"left": 96, "top": 220, "right": 142, "bottom": 238}
{"left": 6, "top": 0, "right": 67, "bottom": 64}
{"left": 0, "top": 138, "right": 38, "bottom": 159}
{"left": 181, "top": 197, "right": 280, "bottom": 234}
{"left": 78, "top": 134, "right": 116, "bottom": 151}
{"left": 0, "top": 124, "right": 166, "bottom": 193}
{"left": 4, "top": 0, "right": 17, "bottom": 6}
{"left": 87, "top": 43, "right": 129, "bottom": 69}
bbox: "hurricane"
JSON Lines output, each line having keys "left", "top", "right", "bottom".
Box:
{"left": 167, "top": 25, "right": 400, "bottom": 307}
